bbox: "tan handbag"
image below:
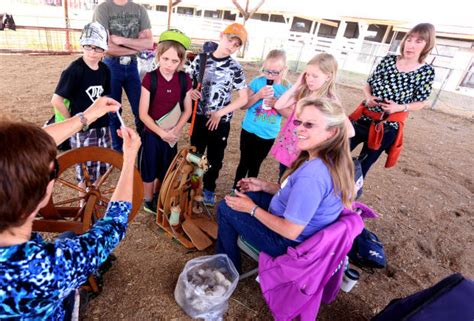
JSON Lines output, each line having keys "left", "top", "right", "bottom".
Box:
{"left": 155, "top": 103, "right": 181, "bottom": 130}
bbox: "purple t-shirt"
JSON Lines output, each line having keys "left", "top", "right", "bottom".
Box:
{"left": 269, "top": 158, "right": 343, "bottom": 242}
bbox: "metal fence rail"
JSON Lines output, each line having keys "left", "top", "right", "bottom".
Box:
{"left": 0, "top": 26, "right": 82, "bottom": 53}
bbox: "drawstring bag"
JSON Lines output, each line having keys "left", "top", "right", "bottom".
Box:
{"left": 348, "top": 228, "right": 387, "bottom": 270}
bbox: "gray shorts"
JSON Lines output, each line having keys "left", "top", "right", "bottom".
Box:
{"left": 70, "top": 127, "right": 112, "bottom": 183}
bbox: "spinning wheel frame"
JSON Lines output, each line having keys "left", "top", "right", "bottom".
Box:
{"left": 34, "top": 146, "right": 143, "bottom": 234}
{"left": 156, "top": 146, "right": 217, "bottom": 250}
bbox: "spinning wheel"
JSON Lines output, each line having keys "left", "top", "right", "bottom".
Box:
{"left": 156, "top": 146, "right": 217, "bottom": 250}
{"left": 34, "top": 146, "right": 144, "bottom": 234}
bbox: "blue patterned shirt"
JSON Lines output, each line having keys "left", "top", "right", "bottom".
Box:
{"left": 0, "top": 201, "right": 132, "bottom": 320}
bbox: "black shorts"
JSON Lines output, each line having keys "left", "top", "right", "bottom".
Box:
{"left": 138, "top": 130, "right": 177, "bottom": 183}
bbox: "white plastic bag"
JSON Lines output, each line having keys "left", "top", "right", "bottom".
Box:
{"left": 137, "top": 47, "right": 157, "bottom": 81}
{"left": 175, "top": 254, "right": 239, "bottom": 320}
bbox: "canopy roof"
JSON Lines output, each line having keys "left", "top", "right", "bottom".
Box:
{"left": 136, "top": 0, "right": 474, "bottom": 28}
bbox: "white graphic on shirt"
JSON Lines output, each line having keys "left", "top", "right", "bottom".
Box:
{"left": 86, "top": 86, "right": 104, "bottom": 102}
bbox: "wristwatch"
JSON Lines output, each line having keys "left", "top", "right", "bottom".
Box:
{"left": 77, "top": 112, "right": 89, "bottom": 131}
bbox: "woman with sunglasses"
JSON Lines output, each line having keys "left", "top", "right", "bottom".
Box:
{"left": 0, "top": 97, "right": 141, "bottom": 320}
{"left": 270, "top": 53, "right": 354, "bottom": 181}
{"left": 231, "top": 49, "right": 291, "bottom": 190}
{"left": 216, "top": 97, "right": 354, "bottom": 273}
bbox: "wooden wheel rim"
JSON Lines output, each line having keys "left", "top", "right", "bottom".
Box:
{"left": 38, "top": 146, "right": 143, "bottom": 228}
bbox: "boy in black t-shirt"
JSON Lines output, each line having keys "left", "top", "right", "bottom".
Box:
{"left": 51, "top": 22, "right": 112, "bottom": 188}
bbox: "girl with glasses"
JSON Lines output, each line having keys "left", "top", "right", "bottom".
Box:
{"left": 217, "top": 98, "right": 354, "bottom": 273}
{"left": 232, "top": 49, "right": 291, "bottom": 190}
{"left": 270, "top": 53, "right": 355, "bottom": 181}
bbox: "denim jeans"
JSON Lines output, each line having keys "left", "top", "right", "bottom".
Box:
{"left": 104, "top": 57, "right": 143, "bottom": 151}
{"left": 350, "top": 121, "right": 398, "bottom": 178}
{"left": 216, "top": 191, "right": 299, "bottom": 273}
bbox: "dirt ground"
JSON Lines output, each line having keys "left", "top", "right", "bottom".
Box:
{"left": 1, "top": 54, "right": 473, "bottom": 320}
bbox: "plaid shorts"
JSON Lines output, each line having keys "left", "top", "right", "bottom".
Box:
{"left": 70, "top": 127, "right": 112, "bottom": 183}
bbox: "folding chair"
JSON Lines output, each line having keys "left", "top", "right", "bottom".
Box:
{"left": 237, "top": 236, "right": 260, "bottom": 280}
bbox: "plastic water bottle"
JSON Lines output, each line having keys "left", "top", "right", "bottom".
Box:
{"left": 261, "top": 79, "right": 274, "bottom": 110}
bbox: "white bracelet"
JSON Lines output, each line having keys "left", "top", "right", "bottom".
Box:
{"left": 403, "top": 104, "right": 409, "bottom": 112}
{"left": 250, "top": 205, "right": 258, "bottom": 217}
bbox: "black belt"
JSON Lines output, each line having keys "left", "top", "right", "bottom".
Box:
{"left": 106, "top": 56, "right": 137, "bottom": 65}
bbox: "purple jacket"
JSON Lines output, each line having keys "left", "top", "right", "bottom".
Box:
{"left": 258, "top": 203, "right": 377, "bottom": 321}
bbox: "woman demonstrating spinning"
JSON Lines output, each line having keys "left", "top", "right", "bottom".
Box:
{"left": 216, "top": 97, "right": 354, "bottom": 272}
{"left": 0, "top": 98, "right": 141, "bottom": 320}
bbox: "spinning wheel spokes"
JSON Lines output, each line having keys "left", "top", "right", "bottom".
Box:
{"left": 34, "top": 146, "right": 143, "bottom": 234}
{"left": 101, "top": 187, "right": 115, "bottom": 195}
{"left": 56, "top": 178, "right": 87, "bottom": 194}
{"left": 94, "top": 165, "right": 115, "bottom": 189}
{"left": 54, "top": 197, "right": 84, "bottom": 206}
{"left": 81, "top": 162, "right": 93, "bottom": 189}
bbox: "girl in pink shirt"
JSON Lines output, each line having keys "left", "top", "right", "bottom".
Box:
{"left": 270, "top": 53, "right": 354, "bottom": 179}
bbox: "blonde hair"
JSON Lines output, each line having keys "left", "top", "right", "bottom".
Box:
{"left": 262, "top": 49, "right": 289, "bottom": 86}
{"left": 281, "top": 98, "right": 354, "bottom": 207}
{"left": 400, "top": 23, "right": 436, "bottom": 63}
{"left": 298, "top": 53, "right": 338, "bottom": 101}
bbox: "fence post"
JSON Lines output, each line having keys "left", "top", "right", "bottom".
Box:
{"left": 431, "top": 68, "right": 452, "bottom": 109}
{"left": 295, "top": 42, "right": 304, "bottom": 72}
{"left": 64, "top": 0, "right": 72, "bottom": 52}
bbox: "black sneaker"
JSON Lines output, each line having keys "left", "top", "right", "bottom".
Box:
{"left": 143, "top": 200, "right": 157, "bottom": 214}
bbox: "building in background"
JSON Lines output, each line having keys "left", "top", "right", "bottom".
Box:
{"left": 2, "top": 0, "right": 473, "bottom": 93}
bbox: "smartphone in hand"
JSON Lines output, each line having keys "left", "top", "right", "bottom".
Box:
{"left": 375, "top": 98, "right": 386, "bottom": 104}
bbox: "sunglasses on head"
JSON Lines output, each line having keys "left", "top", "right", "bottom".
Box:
{"left": 293, "top": 119, "right": 317, "bottom": 129}
{"left": 49, "top": 158, "right": 60, "bottom": 181}
{"left": 262, "top": 69, "right": 281, "bottom": 76}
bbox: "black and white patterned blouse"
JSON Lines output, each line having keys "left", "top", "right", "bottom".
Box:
{"left": 360, "top": 54, "right": 435, "bottom": 129}
{"left": 186, "top": 53, "right": 247, "bottom": 122}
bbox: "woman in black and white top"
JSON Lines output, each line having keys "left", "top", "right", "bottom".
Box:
{"left": 349, "top": 23, "right": 436, "bottom": 177}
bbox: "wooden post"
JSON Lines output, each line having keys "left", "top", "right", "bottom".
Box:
{"left": 167, "top": 0, "right": 172, "bottom": 29}
{"left": 231, "top": 0, "right": 266, "bottom": 58}
{"left": 64, "top": 0, "right": 72, "bottom": 52}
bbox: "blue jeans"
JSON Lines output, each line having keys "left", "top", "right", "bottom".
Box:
{"left": 104, "top": 57, "right": 143, "bottom": 151}
{"left": 216, "top": 192, "right": 299, "bottom": 273}
{"left": 350, "top": 121, "right": 398, "bottom": 178}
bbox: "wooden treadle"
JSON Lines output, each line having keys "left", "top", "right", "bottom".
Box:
{"left": 187, "top": 217, "right": 218, "bottom": 239}
{"left": 182, "top": 219, "right": 212, "bottom": 250}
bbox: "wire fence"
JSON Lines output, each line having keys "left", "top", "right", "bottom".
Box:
{"left": 1, "top": 20, "right": 472, "bottom": 117}
{"left": 0, "top": 26, "right": 82, "bottom": 53}
{"left": 257, "top": 37, "right": 474, "bottom": 115}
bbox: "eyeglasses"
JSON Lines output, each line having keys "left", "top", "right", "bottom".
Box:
{"left": 293, "top": 119, "right": 316, "bottom": 129}
{"left": 83, "top": 45, "right": 105, "bottom": 53}
{"left": 262, "top": 69, "right": 281, "bottom": 76}
{"left": 49, "top": 158, "right": 60, "bottom": 181}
